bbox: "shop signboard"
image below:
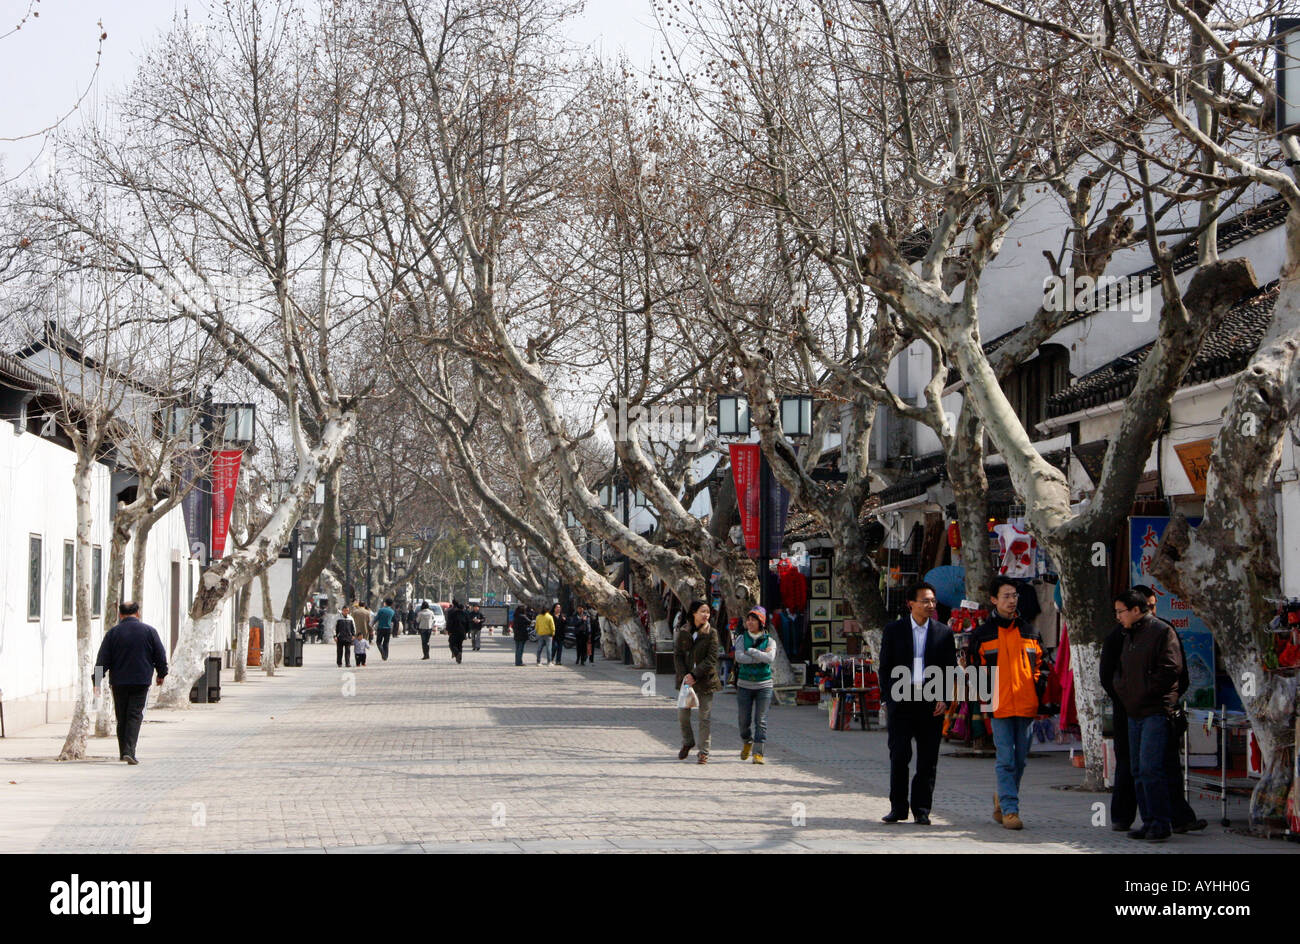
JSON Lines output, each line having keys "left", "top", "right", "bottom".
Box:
{"left": 1128, "top": 516, "right": 1215, "bottom": 708}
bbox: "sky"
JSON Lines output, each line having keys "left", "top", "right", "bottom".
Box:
{"left": 0, "top": 0, "right": 663, "bottom": 182}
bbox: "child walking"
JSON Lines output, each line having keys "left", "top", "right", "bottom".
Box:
{"left": 354, "top": 633, "right": 369, "bottom": 667}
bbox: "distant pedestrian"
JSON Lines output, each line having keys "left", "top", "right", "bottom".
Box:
{"left": 469, "top": 602, "right": 486, "bottom": 651}
{"left": 512, "top": 606, "right": 534, "bottom": 666}
{"left": 674, "top": 600, "right": 720, "bottom": 764}
{"left": 734, "top": 606, "right": 777, "bottom": 765}
{"left": 352, "top": 600, "right": 372, "bottom": 645}
{"left": 93, "top": 601, "right": 168, "bottom": 765}
{"left": 334, "top": 606, "right": 356, "bottom": 667}
{"left": 417, "top": 602, "right": 436, "bottom": 660}
{"left": 354, "top": 633, "right": 370, "bottom": 667}
{"left": 534, "top": 605, "right": 555, "bottom": 665}
{"left": 374, "top": 598, "right": 396, "bottom": 660}
{"left": 572, "top": 606, "right": 591, "bottom": 665}
{"left": 406, "top": 602, "right": 417, "bottom": 636}
{"left": 447, "top": 599, "right": 467, "bottom": 663}
{"left": 589, "top": 613, "right": 601, "bottom": 661}
{"left": 550, "top": 603, "right": 566, "bottom": 665}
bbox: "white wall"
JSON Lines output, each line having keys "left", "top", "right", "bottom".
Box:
{"left": 0, "top": 422, "right": 110, "bottom": 732}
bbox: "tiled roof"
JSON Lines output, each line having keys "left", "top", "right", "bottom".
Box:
{"left": 1046, "top": 280, "right": 1278, "bottom": 417}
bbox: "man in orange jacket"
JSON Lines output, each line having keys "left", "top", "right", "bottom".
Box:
{"left": 968, "top": 576, "right": 1050, "bottom": 830}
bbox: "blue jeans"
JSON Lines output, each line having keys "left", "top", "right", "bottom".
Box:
{"left": 991, "top": 716, "right": 1033, "bottom": 814}
{"left": 536, "top": 637, "right": 551, "bottom": 663}
{"left": 515, "top": 639, "right": 527, "bottom": 665}
{"left": 1128, "top": 714, "right": 1173, "bottom": 831}
{"left": 737, "top": 686, "right": 774, "bottom": 747}
{"left": 552, "top": 636, "right": 564, "bottom": 664}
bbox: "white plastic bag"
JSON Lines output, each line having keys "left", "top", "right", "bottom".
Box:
{"left": 677, "top": 683, "right": 699, "bottom": 710}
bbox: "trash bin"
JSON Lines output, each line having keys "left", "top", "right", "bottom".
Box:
{"left": 283, "top": 633, "right": 303, "bottom": 668}
{"left": 189, "top": 654, "right": 222, "bottom": 703}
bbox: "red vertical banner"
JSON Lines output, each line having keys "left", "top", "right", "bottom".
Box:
{"left": 729, "top": 443, "right": 761, "bottom": 559}
{"left": 210, "top": 450, "right": 243, "bottom": 559}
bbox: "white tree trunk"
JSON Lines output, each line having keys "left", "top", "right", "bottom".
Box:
{"left": 58, "top": 461, "right": 96, "bottom": 760}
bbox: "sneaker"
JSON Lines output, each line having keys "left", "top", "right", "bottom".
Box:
{"left": 752, "top": 753, "right": 765, "bottom": 765}
{"left": 740, "top": 741, "right": 753, "bottom": 760}
{"left": 697, "top": 753, "right": 709, "bottom": 765}
{"left": 1002, "top": 812, "right": 1023, "bottom": 830}
{"left": 993, "top": 796, "right": 1003, "bottom": 825}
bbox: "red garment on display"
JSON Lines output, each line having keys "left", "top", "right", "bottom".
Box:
{"left": 1045, "top": 624, "right": 1077, "bottom": 727}
{"left": 779, "top": 569, "right": 808, "bottom": 611}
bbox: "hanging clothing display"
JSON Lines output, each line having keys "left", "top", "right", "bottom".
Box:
{"left": 778, "top": 567, "right": 808, "bottom": 611}
{"left": 994, "top": 522, "right": 1038, "bottom": 578}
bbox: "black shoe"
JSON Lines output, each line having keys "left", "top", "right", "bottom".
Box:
{"left": 881, "top": 811, "right": 907, "bottom": 823}
{"left": 1145, "top": 825, "right": 1172, "bottom": 842}
{"left": 1111, "top": 822, "right": 1133, "bottom": 832}
{"left": 1126, "top": 825, "right": 1149, "bottom": 840}
{"left": 913, "top": 812, "right": 932, "bottom": 826}
{"left": 1172, "top": 818, "right": 1207, "bottom": 834}
{"left": 124, "top": 756, "right": 139, "bottom": 765}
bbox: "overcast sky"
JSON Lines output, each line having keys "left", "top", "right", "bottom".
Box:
{"left": 1, "top": 0, "right": 662, "bottom": 182}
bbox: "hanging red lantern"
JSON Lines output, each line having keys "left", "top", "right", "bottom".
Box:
{"left": 947, "top": 522, "right": 962, "bottom": 549}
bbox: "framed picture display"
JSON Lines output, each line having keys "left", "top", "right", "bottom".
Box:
{"left": 811, "top": 645, "right": 830, "bottom": 662}
{"left": 830, "top": 620, "right": 845, "bottom": 641}
{"left": 810, "top": 598, "right": 832, "bottom": 620}
{"left": 810, "top": 578, "right": 831, "bottom": 598}
{"left": 832, "top": 599, "right": 850, "bottom": 618}
{"left": 810, "top": 622, "right": 831, "bottom": 643}
{"left": 810, "top": 558, "right": 831, "bottom": 578}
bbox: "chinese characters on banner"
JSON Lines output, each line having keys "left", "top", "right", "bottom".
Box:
{"left": 729, "top": 443, "right": 761, "bottom": 559}
{"left": 210, "top": 450, "right": 243, "bottom": 559}
{"left": 1128, "top": 516, "right": 1215, "bottom": 708}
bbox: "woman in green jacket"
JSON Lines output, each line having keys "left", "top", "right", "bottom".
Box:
{"left": 674, "top": 600, "right": 720, "bottom": 763}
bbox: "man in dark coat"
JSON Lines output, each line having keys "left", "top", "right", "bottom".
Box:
{"left": 447, "top": 600, "right": 467, "bottom": 663}
{"left": 512, "top": 605, "right": 534, "bottom": 666}
{"left": 878, "top": 582, "right": 956, "bottom": 825}
{"left": 469, "top": 602, "right": 486, "bottom": 651}
{"left": 94, "top": 601, "right": 168, "bottom": 764}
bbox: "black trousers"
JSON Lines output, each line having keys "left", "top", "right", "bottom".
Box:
{"left": 376, "top": 631, "right": 391, "bottom": 660}
{"left": 420, "top": 630, "right": 431, "bottom": 658}
{"left": 449, "top": 633, "right": 464, "bottom": 662}
{"left": 112, "top": 684, "right": 149, "bottom": 760}
{"left": 887, "top": 702, "right": 943, "bottom": 816}
{"left": 1111, "top": 703, "right": 1196, "bottom": 828}
{"left": 575, "top": 633, "right": 589, "bottom": 664}
{"left": 336, "top": 639, "right": 352, "bottom": 667}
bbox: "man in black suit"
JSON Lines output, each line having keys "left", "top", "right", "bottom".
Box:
{"left": 879, "top": 582, "right": 957, "bottom": 825}
{"left": 93, "top": 601, "right": 168, "bottom": 764}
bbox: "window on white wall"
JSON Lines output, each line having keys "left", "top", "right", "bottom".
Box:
{"left": 62, "top": 541, "right": 75, "bottom": 620}
{"left": 28, "top": 535, "right": 42, "bottom": 620}
{"left": 92, "top": 546, "right": 103, "bottom": 617}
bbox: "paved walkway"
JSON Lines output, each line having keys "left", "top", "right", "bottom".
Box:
{"left": 0, "top": 633, "right": 1290, "bottom": 853}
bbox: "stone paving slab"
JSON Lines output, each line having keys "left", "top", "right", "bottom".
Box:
{"left": 0, "top": 632, "right": 1290, "bottom": 854}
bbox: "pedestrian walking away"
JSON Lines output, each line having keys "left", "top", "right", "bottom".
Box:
{"left": 417, "top": 602, "right": 436, "bottom": 659}
{"left": 469, "top": 602, "right": 486, "bottom": 651}
{"left": 93, "top": 601, "right": 168, "bottom": 765}
{"left": 572, "top": 606, "right": 591, "bottom": 665}
{"left": 534, "top": 605, "right": 555, "bottom": 665}
{"left": 1111, "top": 588, "right": 1185, "bottom": 843}
{"left": 734, "top": 606, "right": 777, "bottom": 765}
{"left": 512, "top": 605, "right": 534, "bottom": 666}
{"left": 447, "top": 599, "right": 468, "bottom": 663}
{"left": 969, "top": 577, "right": 1050, "bottom": 830}
{"left": 674, "top": 599, "right": 720, "bottom": 763}
{"left": 406, "top": 602, "right": 417, "bottom": 637}
{"left": 374, "top": 598, "right": 396, "bottom": 660}
{"left": 879, "top": 582, "right": 956, "bottom": 825}
{"left": 334, "top": 607, "right": 356, "bottom": 667}
{"left": 549, "top": 603, "right": 566, "bottom": 665}
{"left": 351, "top": 600, "right": 372, "bottom": 649}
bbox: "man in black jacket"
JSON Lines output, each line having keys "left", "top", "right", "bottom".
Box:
{"left": 469, "top": 602, "right": 486, "bottom": 651}
{"left": 878, "top": 582, "right": 957, "bottom": 825}
{"left": 447, "top": 600, "right": 467, "bottom": 663}
{"left": 511, "top": 606, "right": 534, "bottom": 666}
{"left": 1111, "top": 588, "right": 1185, "bottom": 842}
{"left": 94, "top": 602, "right": 168, "bottom": 764}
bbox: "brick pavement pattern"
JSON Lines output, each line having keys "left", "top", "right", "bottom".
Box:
{"left": 0, "top": 634, "right": 1291, "bottom": 853}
